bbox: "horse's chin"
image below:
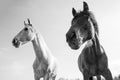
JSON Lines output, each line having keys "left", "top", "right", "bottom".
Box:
{"left": 68, "top": 42, "right": 81, "bottom": 50}
{"left": 15, "top": 44, "right": 20, "bottom": 48}
{"left": 71, "top": 46, "right": 80, "bottom": 50}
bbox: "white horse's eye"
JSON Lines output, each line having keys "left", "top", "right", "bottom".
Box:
{"left": 24, "top": 28, "right": 28, "bottom": 31}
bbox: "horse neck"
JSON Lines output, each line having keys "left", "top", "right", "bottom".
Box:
{"left": 32, "top": 33, "right": 50, "bottom": 61}
{"left": 81, "top": 33, "right": 101, "bottom": 57}
{"left": 90, "top": 33, "right": 101, "bottom": 56}
{"left": 93, "top": 33, "right": 101, "bottom": 52}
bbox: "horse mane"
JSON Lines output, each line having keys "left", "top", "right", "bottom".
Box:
{"left": 89, "top": 11, "right": 99, "bottom": 36}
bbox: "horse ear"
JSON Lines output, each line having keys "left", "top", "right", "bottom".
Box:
{"left": 24, "top": 21, "right": 27, "bottom": 26}
{"left": 72, "top": 8, "right": 77, "bottom": 16}
{"left": 27, "top": 18, "right": 31, "bottom": 25}
{"left": 83, "top": 1, "right": 89, "bottom": 11}
{"left": 27, "top": 18, "right": 32, "bottom": 26}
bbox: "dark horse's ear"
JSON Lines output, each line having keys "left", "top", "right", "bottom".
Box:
{"left": 72, "top": 8, "right": 77, "bottom": 16}
{"left": 83, "top": 1, "right": 89, "bottom": 11}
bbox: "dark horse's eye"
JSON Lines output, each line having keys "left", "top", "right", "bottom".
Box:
{"left": 24, "top": 28, "right": 28, "bottom": 31}
{"left": 84, "top": 27, "right": 87, "bottom": 30}
{"left": 83, "top": 24, "right": 88, "bottom": 30}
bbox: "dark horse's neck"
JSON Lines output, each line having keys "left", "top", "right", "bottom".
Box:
{"left": 91, "top": 33, "right": 102, "bottom": 56}
{"left": 82, "top": 33, "right": 102, "bottom": 65}
{"left": 82, "top": 33, "right": 101, "bottom": 54}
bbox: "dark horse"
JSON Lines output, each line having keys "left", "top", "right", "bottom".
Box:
{"left": 66, "top": 2, "right": 113, "bottom": 80}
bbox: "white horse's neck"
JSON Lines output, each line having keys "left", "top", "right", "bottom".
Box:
{"left": 32, "top": 33, "right": 51, "bottom": 61}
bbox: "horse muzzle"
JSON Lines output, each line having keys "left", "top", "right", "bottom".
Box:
{"left": 66, "top": 31, "right": 83, "bottom": 50}
{"left": 69, "top": 43, "right": 80, "bottom": 50}
{"left": 67, "top": 38, "right": 82, "bottom": 50}
{"left": 12, "top": 38, "right": 20, "bottom": 48}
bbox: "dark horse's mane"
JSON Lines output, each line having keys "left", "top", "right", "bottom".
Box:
{"left": 89, "top": 11, "right": 99, "bottom": 36}
{"left": 73, "top": 10, "right": 99, "bottom": 36}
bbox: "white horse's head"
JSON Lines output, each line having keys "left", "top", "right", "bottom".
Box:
{"left": 12, "top": 19, "right": 36, "bottom": 48}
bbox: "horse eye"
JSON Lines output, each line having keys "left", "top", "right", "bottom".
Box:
{"left": 83, "top": 24, "right": 88, "bottom": 30}
{"left": 84, "top": 27, "right": 88, "bottom": 30}
{"left": 24, "top": 28, "right": 28, "bottom": 31}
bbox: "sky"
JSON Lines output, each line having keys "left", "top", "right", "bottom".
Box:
{"left": 0, "top": 0, "right": 120, "bottom": 80}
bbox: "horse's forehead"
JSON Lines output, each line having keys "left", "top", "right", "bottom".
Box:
{"left": 25, "top": 24, "right": 31, "bottom": 27}
{"left": 24, "top": 24, "right": 34, "bottom": 30}
{"left": 73, "top": 16, "right": 88, "bottom": 24}
{"left": 18, "top": 28, "right": 25, "bottom": 35}
{"left": 17, "top": 27, "right": 27, "bottom": 34}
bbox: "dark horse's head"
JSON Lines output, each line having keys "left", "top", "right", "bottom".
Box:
{"left": 66, "top": 2, "right": 98, "bottom": 50}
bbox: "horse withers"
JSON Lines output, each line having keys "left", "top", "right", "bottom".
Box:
{"left": 12, "top": 19, "right": 58, "bottom": 80}
{"left": 66, "top": 2, "right": 113, "bottom": 80}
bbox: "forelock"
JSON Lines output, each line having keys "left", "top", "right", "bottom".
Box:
{"left": 72, "top": 11, "right": 90, "bottom": 22}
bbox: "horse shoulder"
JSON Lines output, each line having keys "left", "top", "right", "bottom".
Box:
{"left": 46, "top": 55, "right": 58, "bottom": 78}
{"left": 78, "top": 51, "right": 84, "bottom": 72}
{"left": 48, "top": 55, "right": 58, "bottom": 69}
{"left": 78, "top": 40, "right": 98, "bottom": 72}
{"left": 78, "top": 45, "right": 91, "bottom": 72}
{"left": 98, "top": 46, "right": 108, "bottom": 69}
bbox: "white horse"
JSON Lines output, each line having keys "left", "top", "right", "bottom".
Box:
{"left": 12, "top": 19, "right": 58, "bottom": 80}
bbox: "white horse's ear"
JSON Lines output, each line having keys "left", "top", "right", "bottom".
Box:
{"left": 83, "top": 1, "right": 89, "bottom": 11}
{"left": 27, "top": 18, "right": 31, "bottom": 24}
{"left": 27, "top": 18, "right": 33, "bottom": 26}
{"left": 24, "top": 21, "right": 27, "bottom": 26}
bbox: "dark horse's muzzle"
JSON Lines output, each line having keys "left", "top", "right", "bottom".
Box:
{"left": 66, "top": 31, "right": 81, "bottom": 50}
{"left": 12, "top": 38, "right": 20, "bottom": 48}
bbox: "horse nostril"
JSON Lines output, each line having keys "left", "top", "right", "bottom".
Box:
{"left": 12, "top": 39, "right": 15, "bottom": 44}
{"left": 66, "top": 32, "right": 76, "bottom": 42}
{"left": 12, "top": 38, "right": 17, "bottom": 44}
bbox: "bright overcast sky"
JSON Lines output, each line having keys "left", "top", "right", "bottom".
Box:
{"left": 0, "top": 0, "right": 120, "bottom": 80}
